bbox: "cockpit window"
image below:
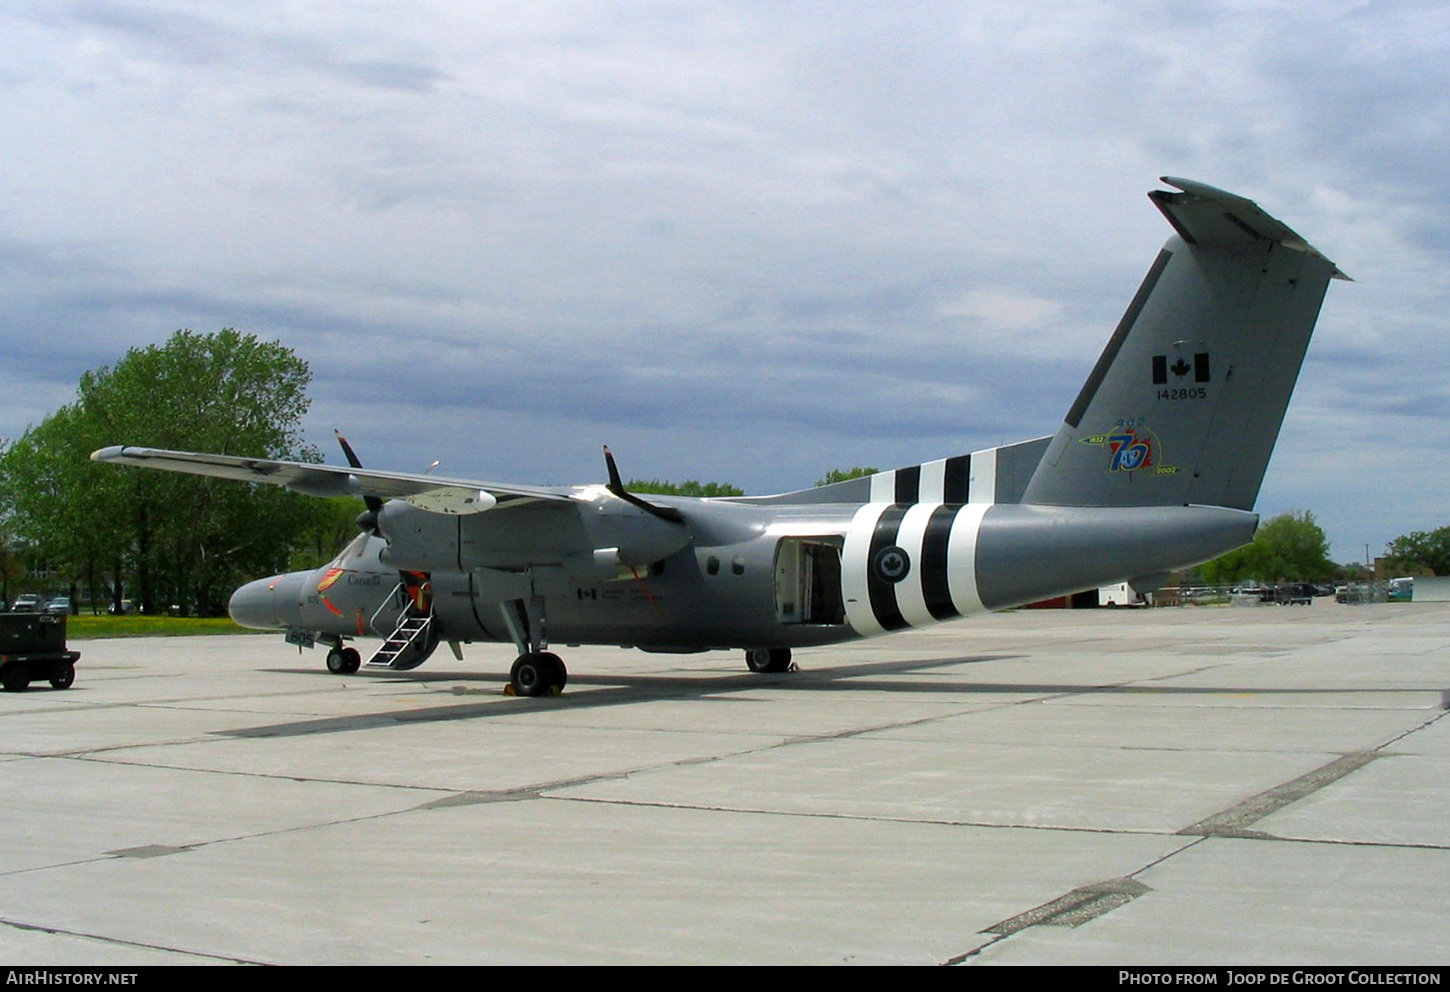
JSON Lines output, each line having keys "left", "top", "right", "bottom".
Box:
{"left": 329, "top": 532, "right": 373, "bottom": 567}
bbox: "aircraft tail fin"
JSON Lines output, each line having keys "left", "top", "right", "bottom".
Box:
{"left": 1020, "top": 178, "right": 1346, "bottom": 511}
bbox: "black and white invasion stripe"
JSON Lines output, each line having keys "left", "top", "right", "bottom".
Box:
{"left": 842, "top": 502, "right": 989, "bottom": 637}
{"left": 866, "top": 450, "right": 998, "bottom": 505}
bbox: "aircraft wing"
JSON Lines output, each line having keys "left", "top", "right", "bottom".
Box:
{"left": 90, "top": 445, "right": 575, "bottom": 515}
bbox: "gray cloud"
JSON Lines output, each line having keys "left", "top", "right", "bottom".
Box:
{"left": 1, "top": 0, "right": 1445, "bottom": 561}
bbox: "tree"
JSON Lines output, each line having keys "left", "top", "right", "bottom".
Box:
{"left": 1339, "top": 561, "right": 1373, "bottom": 582}
{"left": 0, "top": 445, "right": 26, "bottom": 607}
{"left": 627, "top": 479, "right": 744, "bottom": 497}
{"left": 290, "top": 497, "right": 370, "bottom": 570}
{"left": 1200, "top": 511, "right": 1337, "bottom": 585}
{"left": 0, "top": 329, "right": 325, "bottom": 616}
{"left": 1383, "top": 527, "right": 1450, "bottom": 576}
{"left": 816, "top": 467, "right": 878, "bottom": 487}
{"left": 0, "top": 405, "right": 127, "bottom": 611}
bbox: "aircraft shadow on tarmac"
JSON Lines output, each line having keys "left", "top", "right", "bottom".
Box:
{"left": 223, "top": 654, "right": 1404, "bottom": 739}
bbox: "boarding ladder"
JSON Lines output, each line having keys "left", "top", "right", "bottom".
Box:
{"left": 366, "top": 610, "right": 435, "bottom": 669}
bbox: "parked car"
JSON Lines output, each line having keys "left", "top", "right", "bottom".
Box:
{"left": 44, "top": 596, "right": 72, "bottom": 615}
{"left": 12, "top": 594, "right": 42, "bottom": 612}
{"left": 1271, "top": 583, "right": 1314, "bottom": 605}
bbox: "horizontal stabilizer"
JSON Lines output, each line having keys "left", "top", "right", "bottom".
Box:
{"left": 1153, "top": 177, "right": 1349, "bottom": 280}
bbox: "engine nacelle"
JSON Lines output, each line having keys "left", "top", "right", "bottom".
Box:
{"left": 375, "top": 494, "right": 692, "bottom": 573}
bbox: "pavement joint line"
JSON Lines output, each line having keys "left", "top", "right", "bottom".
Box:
{"left": 1176, "top": 707, "right": 1448, "bottom": 840}
{"left": 27, "top": 750, "right": 463, "bottom": 794}
{"left": 0, "top": 915, "right": 266, "bottom": 965}
{"left": 945, "top": 703, "right": 1446, "bottom": 963}
{"left": 947, "top": 873, "right": 1167, "bottom": 963}
{"left": 982, "top": 876, "right": 1155, "bottom": 935}
{"left": 12, "top": 682, "right": 1447, "bottom": 856}
{"left": 1178, "top": 750, "right": 1380, "bottom": 837}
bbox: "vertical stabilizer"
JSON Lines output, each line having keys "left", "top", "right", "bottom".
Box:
{"left": 1021, "top": 178, "right": 1346, "bottom": 511}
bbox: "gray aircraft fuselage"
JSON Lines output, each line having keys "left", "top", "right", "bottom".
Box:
{"left": 231, "top": 494, "right": 1256, "bottom": 654}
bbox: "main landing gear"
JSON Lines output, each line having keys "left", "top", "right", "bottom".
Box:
{"left": 509, "top": 651, "right": 568, "bottom": 697}
{"left": 745, "top": 647, "right": 792, "bottom": 673}
{"left": 499, "top": 598, "right": 569, "bottom": 697}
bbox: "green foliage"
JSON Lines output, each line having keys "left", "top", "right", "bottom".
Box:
{"left": 0, "top": 439, "right": 29, "bottom": 604}
{"left": 1383, "top": 526, "right": 1450, "bottom": 576}
{"left": 1339, "top": 561, "right": 1373, "bottom": 581}
{"left": 289, "top": 497, "right": 370, "bottom": 570}
{"left": 1, "top": 404, "right": 117, "bottom": 605}
{"left": 0, "top": 329, "right": 325, "bottom": 616}
{"left": 815, "top": 467, "right": 878, "bottom": 487}
{"left": 626, "top": 479, "right": 744, "bottom": 497}
{"left": 67, "top": 614, "right": 253, "bottom": 638}
{"left": 1200, "top": 511, "right": 1337, "bottom": 585}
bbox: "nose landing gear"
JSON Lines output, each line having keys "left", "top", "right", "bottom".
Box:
{"left": 325, "top": 646, "right": 361, "bottom": 674}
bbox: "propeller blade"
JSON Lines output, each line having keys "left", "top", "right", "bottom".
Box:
{"left": 603, "top": 446, "right": 685, "bottom": 524}
{"left": 334, "top": 430, "right": 384, "bottom": 528}
{"left": 334, "top": 430, "right": 365, "bottom": 470}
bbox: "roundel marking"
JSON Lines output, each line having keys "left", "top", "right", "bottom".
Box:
{"left": 872, "top": 545, "right": 911, "bottom": 583}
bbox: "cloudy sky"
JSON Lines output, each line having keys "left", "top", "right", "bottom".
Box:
{"left": 2, "top": 0, "right": 1446, "bottom": 563}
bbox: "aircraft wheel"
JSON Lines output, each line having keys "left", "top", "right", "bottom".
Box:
{"left": 545, "top": 652, "right": 567, "bottom": 690}
{"left": 2, "top": 665, "right": 29, "bottom": 693}
{"left": 326, "top": 648, "right": 349, "bottom": 674}
{"left": 511, "top": 652, "right": 566, "bottom": 697}
{"left": 49, "top": 662, "right": 75, "bottom": 690}
{"left": 341, "top": 647, "right": 362, "bottom": 674}
{"left": 745, "top": 647, "right": 791, "bottom": 673}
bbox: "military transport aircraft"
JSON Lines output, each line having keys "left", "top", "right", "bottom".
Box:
{"left": 94, "top": 178, "right": 1346, "bottom": 696}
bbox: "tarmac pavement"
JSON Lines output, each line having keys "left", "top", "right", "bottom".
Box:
{"left": 0, "top": 599, "right": 1446, "bottom": 965}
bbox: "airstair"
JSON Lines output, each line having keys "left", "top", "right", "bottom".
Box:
{"left": 366, "top": 611, "right": 435, "bottom": 669}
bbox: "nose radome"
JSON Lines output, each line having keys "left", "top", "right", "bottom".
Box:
{"left": 229, "top": 573, "right": 301, "bottom": 629}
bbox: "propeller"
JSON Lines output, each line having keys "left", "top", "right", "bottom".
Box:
{"left": 335, "top": 430, "right": 383, "bottom": 534}
{"left": 603, "top": 446, "right": 686, "bottom": 524}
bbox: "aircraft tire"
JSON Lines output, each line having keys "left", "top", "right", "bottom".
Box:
{"left": 326, "top": 649, "right": 348, "bottom": 674}
{"left": 511, "top": 652, "right": 566, "bottom": 697}
{"left": 49, "top": 662, "right": 75, "bottom": 690}
{"left": 545, "top": 652, "right": 568, "bottom": 690}
{"left": 341, "top": 647, "right": 362, "bottom": 673}
{"left": 745, "top": 647, "right": 791, "bottom": 674}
